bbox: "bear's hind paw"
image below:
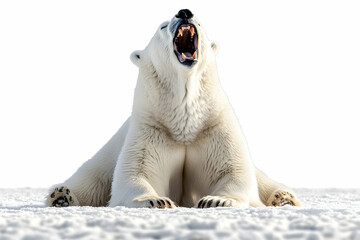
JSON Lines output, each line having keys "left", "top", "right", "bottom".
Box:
{"left": 267, "top": 189, "right": 301, "bottom": 207}
{"left": 47, "top": 186, "right": 79, "bottom": 207}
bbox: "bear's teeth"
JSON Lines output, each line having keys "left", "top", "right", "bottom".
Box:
{"left": 193, "top": 51, "right": 197, "bottom": 59}
{"left": 181, "top": 53, "right": 187, "bottom": 60}
{"left": 177, "top": 29, "right": 183, "bottom": 37}
{"left": 177, "top": 26, "right": 195, "bottom": 38}
{"left": 190, "top": 27, "right": 195, "bottom": 37}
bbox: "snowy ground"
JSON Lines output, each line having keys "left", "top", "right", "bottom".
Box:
{"left": 0, "top": 188, "right": 360, "bottom": 240}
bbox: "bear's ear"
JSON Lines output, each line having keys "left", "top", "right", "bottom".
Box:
{"left": 211, "top": 41, "right": 219, "bottom": 55}
{"left": 130, "top": 50, "right": 143, "bottom": 67}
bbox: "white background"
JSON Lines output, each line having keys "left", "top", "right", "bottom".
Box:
{"left": 0, "top": 1, "right": 359, "bottom": 188}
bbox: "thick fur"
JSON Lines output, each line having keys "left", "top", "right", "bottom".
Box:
{"left": 47, "top": 11, "right": 300, "bottom": 208}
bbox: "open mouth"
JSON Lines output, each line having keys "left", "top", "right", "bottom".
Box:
{"left": 173, "top": 23, "right": 198, "bottom": 66}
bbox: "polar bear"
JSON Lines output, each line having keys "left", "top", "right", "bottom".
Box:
{"left": 47, "top": 9, "right": 300, "bottom": 208}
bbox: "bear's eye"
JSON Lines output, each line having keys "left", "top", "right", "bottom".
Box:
{"left": 160, "top": 25, "right": 168, "bottom": 30}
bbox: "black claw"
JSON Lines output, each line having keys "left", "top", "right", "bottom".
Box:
{"left": 157, "top": 200, "right": 161, "bottom": 206}
{"left": 69, "top": 196, "right": 73, "bottom": 202}
{"left": 207, "top": 200, "right": 213, "bottom": 208}
{"left": 166, "top": 200, "right": 171, "bottom": 207}
{"left": 275, "top": 194, "right": 279, "bottom": 199}
{"left": 66, "top": 189, "right": 70, "bottom": 195}
{"left": 160, "top": 200, "right": 165, "bottom": 206}
{"left": 149, "top": 200, "right": 154, "bottom": 207}
{"left": 201, "top": 200, "right": 207, "bottom": 208}
{"left": 222, "top": 201, "right": 226, "bottom": 207}
{"left": 216, "top": 200, "right": 220, "bottom": 207}
{"left": 198, "top": 199, "right": 204, "bottom": 208}
{"left": 50, "top": 192, "right": 55, "bottom": 198}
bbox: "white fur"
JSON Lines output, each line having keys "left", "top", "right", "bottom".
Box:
{"left": 47, "top": 11, "right": 300, "bottom": 208}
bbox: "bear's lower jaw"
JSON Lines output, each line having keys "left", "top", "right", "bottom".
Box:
{"left": 174, "top": 54, "right": 197, "bottom": 67}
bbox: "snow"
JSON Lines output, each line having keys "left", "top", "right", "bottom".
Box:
{"left": 0, "top": 188, "right": 360, "bottom": 240}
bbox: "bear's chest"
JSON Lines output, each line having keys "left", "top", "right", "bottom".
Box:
{"left": 160, "top": 96, "right": 211, "bottom": 144}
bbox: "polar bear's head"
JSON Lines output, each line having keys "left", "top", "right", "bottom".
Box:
{"left": 130, "top": 9, "right": 218, "bottom": 76}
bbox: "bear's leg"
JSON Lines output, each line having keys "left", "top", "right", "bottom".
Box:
{"left": 109, "top": 123, "right": 185, "bottom": 208}
{"left": 186, "top": 121, "right": 262, "bottom": 208}
{"left": 256, "top": 167, "right": 301, "bottom": 206}
{"left": 46, "top": 118, "right": 131, "bottom": 207}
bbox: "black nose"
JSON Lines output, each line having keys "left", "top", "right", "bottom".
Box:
{"left": 176, "top": 9, "right": 193, "bottom": 19}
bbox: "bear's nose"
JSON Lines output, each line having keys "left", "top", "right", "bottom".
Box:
{"left": 176, "top": 9, "right": 193, "bottom": 19}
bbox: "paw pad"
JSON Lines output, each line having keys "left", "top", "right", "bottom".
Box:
{"left": 48, "top": 186, "right": 78, "bottom": 207}
{"left": 52, "top": 196, "right": 69, "bottom": 207}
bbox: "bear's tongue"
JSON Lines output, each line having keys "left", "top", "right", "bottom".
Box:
{"left": 173, "top": 24, "right": 198, "bottom": 64}
{"left": 183, "top": 52, "right": 193, "bottom": 57}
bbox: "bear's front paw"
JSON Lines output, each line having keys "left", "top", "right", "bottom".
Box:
{"left": 267, "top": 189, "right": 301, "bottom": 207}
{"left": 133, "top": 195, "right": 176, "bottom": 208}
{"left": 195, "top": 196, "right": 246, "bottom": 208}
{"left": 47, "top": 186, "right": 79, "bottom": 207}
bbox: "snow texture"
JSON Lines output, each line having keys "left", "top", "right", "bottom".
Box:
{"left": 0, "top": 188, "right": 360, "bottom": 240}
